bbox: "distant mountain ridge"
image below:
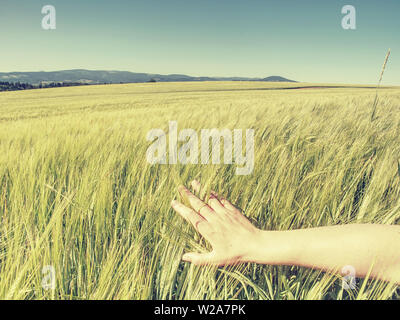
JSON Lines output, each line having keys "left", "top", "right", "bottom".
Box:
{"left": 0, "top": 69, "right": 297, "bottom": 84}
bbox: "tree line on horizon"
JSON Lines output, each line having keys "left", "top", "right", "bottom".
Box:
{"left": 0, "top": 81, "right": 93, "bottom": 92}
{"left": 0, "top": 78, "right": 161, "bottom": 92}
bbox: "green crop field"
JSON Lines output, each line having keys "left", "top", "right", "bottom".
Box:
{"left": 0, "top": 82, "right": 400, "bottom": 299}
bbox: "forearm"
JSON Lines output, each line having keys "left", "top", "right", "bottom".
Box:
{"left": 247, "top": 224, "right": 400, "bottom": 284}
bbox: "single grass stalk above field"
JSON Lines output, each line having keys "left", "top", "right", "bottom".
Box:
{"left": 371, "top": 49, "right": 391, "bottom": 122}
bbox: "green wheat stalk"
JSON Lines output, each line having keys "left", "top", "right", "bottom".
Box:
{"left": 371, "top": 49, "right": 391, "bottom": 122}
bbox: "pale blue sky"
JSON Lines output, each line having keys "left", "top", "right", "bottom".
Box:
{"left": 0, "top": 0, "right": 399, "bottom": 84}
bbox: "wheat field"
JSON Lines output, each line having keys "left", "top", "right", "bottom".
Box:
{"left": 0, "top": 81, "right": 400, "bottom": 300}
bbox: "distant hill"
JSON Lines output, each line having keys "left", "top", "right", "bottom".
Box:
{"left": 261, "top": 76, "right": 296, "bottom": 82}
{"left": 0, "top": 69, "right": 296, "bottom": 85}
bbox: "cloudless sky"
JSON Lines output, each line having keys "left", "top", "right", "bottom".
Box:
{"left": 0, "top": 0, "right": 399, "bottom": 84}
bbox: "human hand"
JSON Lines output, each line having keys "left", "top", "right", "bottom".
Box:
{"left": 171, "top": 180, "right": 262, "bottom": 266}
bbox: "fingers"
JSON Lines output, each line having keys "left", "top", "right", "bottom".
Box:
{"left": 182, "top": 252, "right": 241, "bottom": 267}
{"left": 208, "top": 194, "right": 226, "bottom": 214}
{"left": 182, "top": 252, "right": 217, "bottom": 266}
{"left": 171, "top": 200, "right": 205, "bottom": 232}
{"left": 191, "top": 180, "right": 219, "bottom": 199}
{"left": 178, "top": 185, "right": 214, "bottom": 221}
{"left": 191, "top": 180, "right": 238, "bottom": 213}
{"left": 191, "top": 180, "right": 224, "bottom": 213}
{"left": 191, "top": 180, "right": 205, "bottom": 196}
{"left": 219, "top": 198, "right": 239, "bottom": 212}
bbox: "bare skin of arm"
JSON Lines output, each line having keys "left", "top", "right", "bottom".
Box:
{"left": 171, "top": 180, "right": 400, "bottom": 285}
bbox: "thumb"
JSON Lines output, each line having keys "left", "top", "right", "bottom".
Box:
{"left": 182, "top": 252, "right": 216, "bottom": 266}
